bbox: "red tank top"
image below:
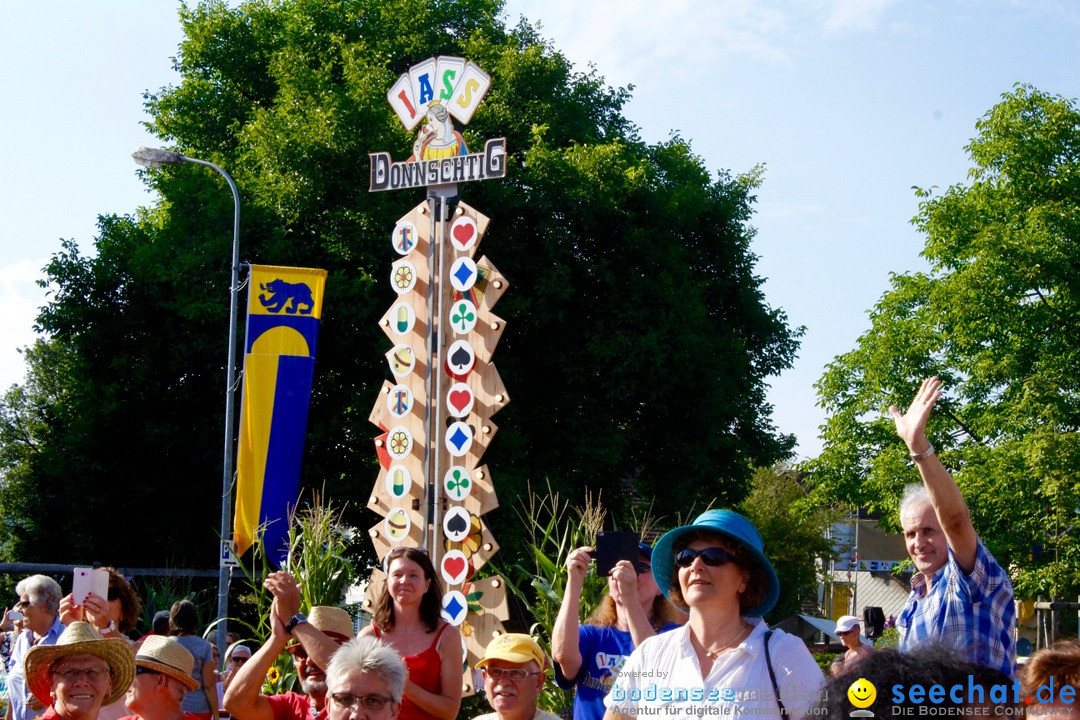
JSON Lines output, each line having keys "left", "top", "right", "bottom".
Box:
{"left": 372, "top": 622, "right": 449, "bottom": 720}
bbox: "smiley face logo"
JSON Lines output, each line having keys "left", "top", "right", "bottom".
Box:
{"left": 847, "top": 678, "right": 876, "bottom": 709}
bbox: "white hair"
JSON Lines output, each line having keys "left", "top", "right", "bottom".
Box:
{"left": 325, "top": 636, "right": 407, "bottom": 702}
{"left": 16, "top": 575, "right": 62, "bottom": 615}
{"left": 899, "top": 483, "right": 931, "bottom": 520}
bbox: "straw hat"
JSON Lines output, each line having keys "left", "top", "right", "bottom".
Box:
{"left": 134, "top": 636, "right": 199, "bottom": 690}
{"left": 24, "top": 622, "right": 135, "bottom": 706}
{"left": 286, "top": 606, "right": 355, "bottom": 653}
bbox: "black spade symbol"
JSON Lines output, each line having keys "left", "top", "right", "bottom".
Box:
{"left": 449, "top": 345, "right": 472, "bottom": 370}
{"left": 446, "top": 512, "right": 468, "bottom": 534}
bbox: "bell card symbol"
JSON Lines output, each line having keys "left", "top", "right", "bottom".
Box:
{"left": 385, "top": 465, "right": 412, "bottom": 499}
{"left": 445, "top": 421, "right": 473, "bottom": 457}
{"left": 446, "top": 339, "right": 475, "bottom": 377}
{"left": 392, "top": 221, "right": 418, "bottom": 255}
{"left": 384, "top": 508, "right": 411, "bottom": 543}
{"left": 441, "top": 590, "right": 468, "bottom": 626}
{"left": 441, "top": 549, "right": 469, "bottom": 585}
{"left": 388, "top": 344, "right": 415, "bottom": 378}
{"left": 446, "top": 382, "right": 474, "bottom": 418}
{"left": 387, "top": 425, "right": 413, "bottom": 460}
{"left": 450, "top": 299, "right": 477, "bottom": 334}
{"left": 443, "top": 506, "right": 473, "bottom": 542}
{"left": 387, "top": 384, "right": 414, "bottom": 418}
{"left": 449, "top": 257, "right": 478, "bottom": 292}
{"left": 391, "top": 260, "right": 418, "bottom": 294}
{"left": 450, "top": 216, "right": 478, "bottom": 252}
{"left": 392, "top": 301, "right": 416, "bottom": 335}
{"left": 443, "top": 465, "right": 472, "bottom": 501}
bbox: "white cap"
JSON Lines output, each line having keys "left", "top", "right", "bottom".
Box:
{"left": 835, "top": 615, "right": 861, "bottom": 634}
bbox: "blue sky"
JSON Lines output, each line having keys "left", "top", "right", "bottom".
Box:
{"left": 1, "top": 1, "right": 1078, "bottom": 459}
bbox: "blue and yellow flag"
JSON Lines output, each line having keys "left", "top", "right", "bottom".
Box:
{"left": 234, "top": 265, "right": 328, "bottom": 563}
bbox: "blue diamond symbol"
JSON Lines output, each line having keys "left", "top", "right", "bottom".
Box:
{"left": 453, "top": 262, "right": 475, "bottom": 287}
{"left": 449, "top": 427, "right": 469, "bottom": 450}
{"left": 444, "top": 595, "right": 464, "bottom": 620}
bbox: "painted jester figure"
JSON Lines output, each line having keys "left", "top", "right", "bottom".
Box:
{"left": 891, "top": 377, "right": 1016, "bottom": 676}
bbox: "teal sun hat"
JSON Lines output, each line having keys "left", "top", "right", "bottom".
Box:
{"left": 651, "top": 509, "right": 780, "bottom": 618}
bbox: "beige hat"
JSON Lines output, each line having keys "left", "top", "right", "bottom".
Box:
{"left": 474, "top": 633, "right": 548, "bottom": 671}
{"left": 134, "top": 636, "right": 199, "bottom": 690}
{"left": 286, "top": 606, "right": 355, "bottom": 653}
{"left": 25, "top": 622, "right": 135, "bottom": 706}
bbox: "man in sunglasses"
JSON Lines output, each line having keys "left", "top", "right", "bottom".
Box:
{"left": 6, "top": 575, "right": 64, "bottom": 720}
{"left": 474, "top": 634, "right": 558, "bottom": 720}
{"left": 123, "top": 635, "right": 201, "bottom": 720}
{"left": 223, "top": 572, "right": 354, "bottom": 720}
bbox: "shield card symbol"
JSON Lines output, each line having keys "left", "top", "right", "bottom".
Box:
{"left": 392, "top": 221, "right": 418, "bottom": 255}
{"left": 441, "top": 549, "right": 469, "bottom": 585}
{"left": 387, "top": 384, "right": 414, "bottom": 418}
{"left": 441, "top": 590, "right": 468, "bottom": 625}
{"left": 443, "top": 506, "right": 472, "bottom": 542}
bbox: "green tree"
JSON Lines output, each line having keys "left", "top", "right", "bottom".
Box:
{"left": 808, "top": 84, "right": 1080, "bottom": 599}
{"left": 0, "top": 0, "right": 799, "bottom": 570}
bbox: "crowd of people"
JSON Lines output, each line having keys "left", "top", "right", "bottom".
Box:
{"left": 0, "top": 377, "right": 1077, "bottom": 720}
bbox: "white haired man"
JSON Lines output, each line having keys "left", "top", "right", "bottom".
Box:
{"left": 474, "top": 634, "right": 558, "bottom": 720}
{"left": 324, "top": 636, "right": 405, "bottom": 720}
{"left": 121, "top": 636, "right": 201, "bottom": 720}
{"left": 891, "top": 376, "right": 1015, "bottom": 676}
{"left": 6, "top": 574, "right": 65, "bottom": 720}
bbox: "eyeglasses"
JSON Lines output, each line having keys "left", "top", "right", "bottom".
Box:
{"left": 482, "top": 667, "right": 542, "bottom": 681}
{"left": 15, "top": 599, "right": 32, "bottom": 609}
{"left": 635, "top": 561, "right": 652, "bottom": 575}
{"left": 330, "top": 693, "right": 395, "bottom": 711}
{"left": 674, "top": 547, "right": 733, "bottom": 568}
{"left": 52, "top": 667, "right": 110, "bottom": 683}
{"left": 136, "top": 667, "right": 162, "bottom": 677}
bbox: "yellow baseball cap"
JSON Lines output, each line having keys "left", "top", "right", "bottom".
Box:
{"left": 475, "top": 633, "right": 548, "bottom": 671}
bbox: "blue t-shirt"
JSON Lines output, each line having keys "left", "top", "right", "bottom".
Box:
{"left": 555, "top": 623, "right": 681, "bottom": 720}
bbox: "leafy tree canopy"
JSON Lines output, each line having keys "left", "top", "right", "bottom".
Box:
{"left": 807, "top": 85, "right": 1080, "bottom": 599}
{"left": 0, "top": 0, "right": 799, "bottom": 570}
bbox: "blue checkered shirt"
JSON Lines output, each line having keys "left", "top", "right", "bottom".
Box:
{"left": 897, "top": 539, "right": 1016, "bottom": 676}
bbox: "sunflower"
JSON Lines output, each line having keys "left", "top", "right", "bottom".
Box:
{"left": 266, "top": 666, "right": 281, "bottom": 684}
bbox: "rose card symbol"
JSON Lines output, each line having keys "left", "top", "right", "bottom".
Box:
{"left": 441, "top": 549, "right": 469, "bottom": 585}
{"left": 450, "top": 216, "right": 477, "bottom": 251}
{"left": 443, "top": 466, "right": 472, "bottom": 501}
{"left": 391, "top": 260, "right": 417, "bottom": 294}
{"left": 446, "top": 382, "right": 474, "bottom": 418}
{"left": 392, "top": 221, "right": 418, "bottom": 255}
{"left": 387, "top": 426, "right": 413, "bottom": 460}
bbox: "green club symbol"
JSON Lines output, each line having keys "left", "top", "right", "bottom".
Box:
{"left": 451, "top": 302, "right": 475, "bottom": 332}
{"left": 446, "top": 469, "right": 470, "bottom": 497}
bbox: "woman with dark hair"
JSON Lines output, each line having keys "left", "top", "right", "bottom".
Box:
{"left": 169, "top": 600, "right": 218, "bottom": 720}
{"left": 601, "top": 510, "right": 824, "bottom": 720}
{"left": 553, "top": 542, "right": 685, "bottom": 720}
{"left": 359, "top": 548, "right": 462, "bottom": 720}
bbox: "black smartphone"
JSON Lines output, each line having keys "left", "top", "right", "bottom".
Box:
{"left": 594, "top": 531, "right": 640, "bottom": 576}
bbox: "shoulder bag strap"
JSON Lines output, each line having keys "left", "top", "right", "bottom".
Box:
{"left": 763, "top": 629, "right": 789, "bottom": 717}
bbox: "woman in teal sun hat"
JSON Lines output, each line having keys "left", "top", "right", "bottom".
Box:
{"left": 601, "top": 510, "right": 824, "bottom": 720}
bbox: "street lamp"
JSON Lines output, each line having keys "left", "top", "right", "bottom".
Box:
{"left": 132, "top": 146, "right": 240, "bottom": 654}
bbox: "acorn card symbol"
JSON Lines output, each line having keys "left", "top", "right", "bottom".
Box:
{"left": 441, "top": 590, "right": 468, "bottom": 625}
{"left": 385, "top": 465, "right": 412, "bottom": 499}
{"left": 445, "top": 421, "right": 473, "bottom": 457}
{"left": 450, "top": 216, "right": 477, "bottom": 252}
{"left": 392, "top": 220, "right": 418, "bottom": 255}
{"left": 391, "top": 301, "right": 416, "bottom": 335}
{"left": 450, "top": 299, "right": 477, "bottom": 334}
{"left": 443, "top": 465, "right": 472, "bottom": 501}
{"left": 387, "top": 384, "right": 414, "bottom": 418}
{"left": 441, "top": 549, "right": 469, "bottom": 585}
{"left": 391, "top": 260, "right": 417, "bottom": 294}
{"left": 443, "top": 506, "right": 472, "bottom": 542}
{"left": 449, "top": 257, "right": 478, "bottom": 292}
{"left": 384, "top": 508, "right": 411, "bottom": 542}
{"left": 387, "top": 426, "right": 413, "bottom": 461}
{"left": 388, "top": 344, "right": 415, "bottom": 378}
{"left": 446, "top": 383, "right": 474, "bottom": 418}
{"left": 446, "top": 340, "right": 475, "bottom": 377}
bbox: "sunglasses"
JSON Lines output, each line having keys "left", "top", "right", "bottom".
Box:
{"left": 136, "top": 667, "right": 162, "bottom": 676}
{"left": 635, "top": 561, "right": 652, "bottom": 575}
{"left": 674, "top": 547, "right": 733, "bottom": 568}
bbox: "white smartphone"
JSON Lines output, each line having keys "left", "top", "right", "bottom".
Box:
{"left": 8, "top": 610, "right": 23, "bottom": 621}
{"left": 72, "top": 567, "right": 109, "bottom": 606}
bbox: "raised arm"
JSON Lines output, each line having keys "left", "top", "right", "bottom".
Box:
{"left": 890, "top": 376, "right": 979, "bottom": 573}
{"left": 551, "top": 546, "right": 591, "bottom": 680}
{"left": 609, "top": 561, "right": 655, "bottom": 647}
{"left": 223, "top": 600, "right": 290, "bottom": 720}
{"left": 265, "top": 572, "right": 340, "bottom": 672}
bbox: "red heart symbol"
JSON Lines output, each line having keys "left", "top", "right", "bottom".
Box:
{"left": 444, "top": 556, "right": 466, "bottom": 580}
{"left": 448, "top": 389, "right": 471, "bottom": 413}
{"left": 453, "top": 221, "right": 475, "bottom": 246}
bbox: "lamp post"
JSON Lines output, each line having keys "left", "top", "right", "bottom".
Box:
{"left": 132, "top": 147, "right": 239, "bottom": 655}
